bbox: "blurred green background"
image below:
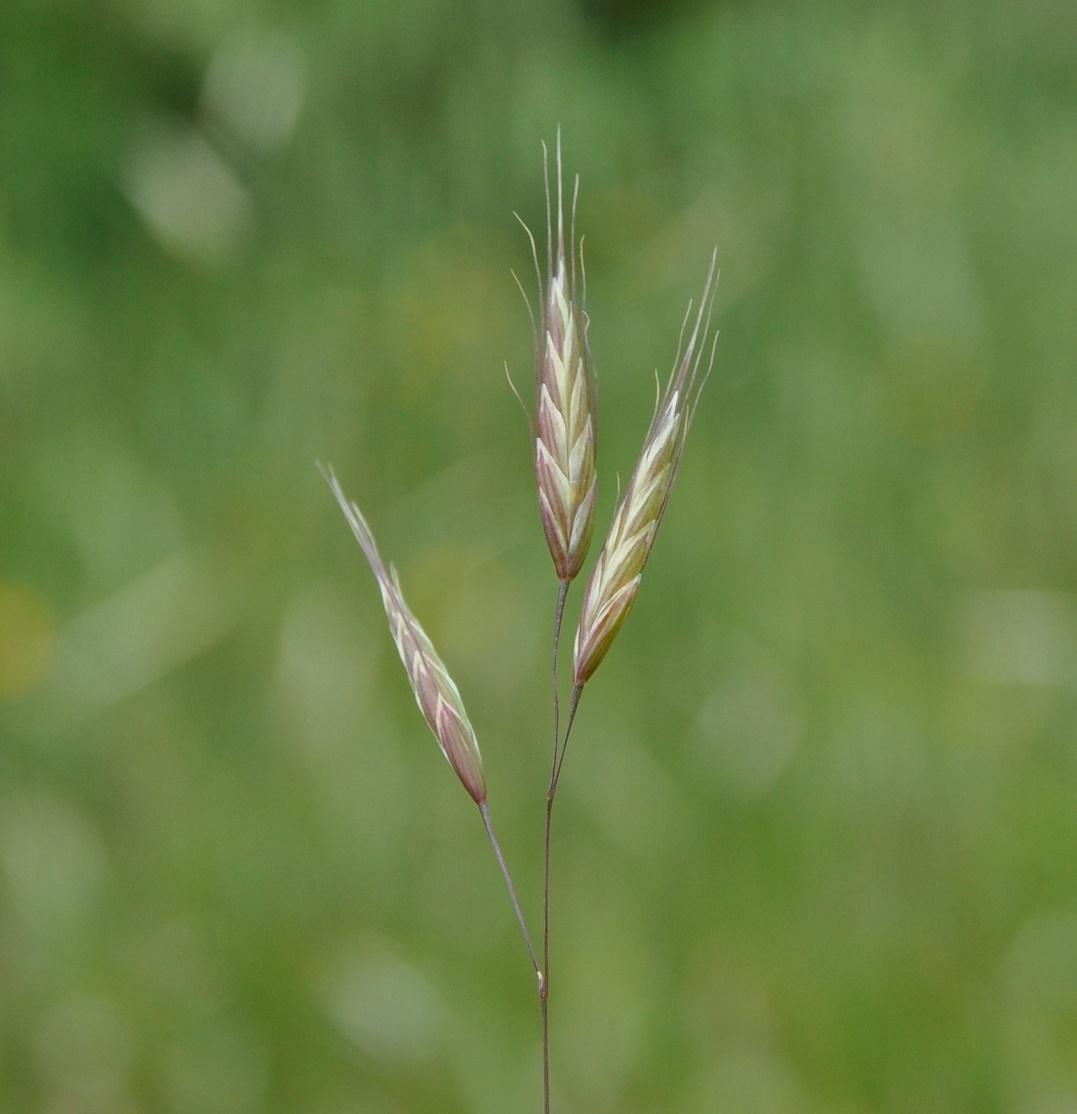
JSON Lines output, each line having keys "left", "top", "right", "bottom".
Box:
{"left": 2, "top": 0, "right": 1076, "bottom": 1110}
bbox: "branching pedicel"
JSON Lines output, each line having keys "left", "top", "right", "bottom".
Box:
{"left": 321, "top": 135, "right": 717, "bottom": 1112}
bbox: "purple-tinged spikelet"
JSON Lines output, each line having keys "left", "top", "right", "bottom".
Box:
{"left": 321, "top": 465, "right": 487, "bottom": 805}
{"left": 529, "top": 134, "right": 598, "bottom": 583}
{"left": 572, "top": 250, "right": 718, "bottom": 686}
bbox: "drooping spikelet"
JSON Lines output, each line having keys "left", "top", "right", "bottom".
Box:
{"left": 321, "top": 465, "right": 487, "bottom": 805}
{"left": 572, "top": 251, "right": 718, "bottom": 686}
{"left": 530, "top": 134, "right": 598, "bottom": 583}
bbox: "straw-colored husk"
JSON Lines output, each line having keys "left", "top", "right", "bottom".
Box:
{"left": 321, "top": 465, "right": 487, "bottom": 805}
{"left": 572, "top": 251, "right": 718, "bottom": 686}
{"left": 531, "top": 135, "right": 597, "bottom": 583}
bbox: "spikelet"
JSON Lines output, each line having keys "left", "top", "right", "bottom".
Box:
{"left": 320, "top": 465, "right": 487, "bottom": 805}
{"left": 572, "top": 251, "right": 718, "bottom": 686}
{"left": 529, "top": 133, "right": 598, "bottom": 583}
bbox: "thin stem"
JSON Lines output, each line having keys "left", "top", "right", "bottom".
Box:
{"left": 543, "top": 665, "right": 584, "bottom": 1114}
{"left": 553, "top": 684, "right": 584, "bottom": 794}
{"left": 550, "top": 580, "right": 569, "bottom": 779}
{"left": 542, "top": 580, "right": 568, "bottom": 1114}
{"left": 479, "top": 801, "right": 541, "bottom": 983}
{"left": 542, "top": 788, "right": 553, "bottom": 1114}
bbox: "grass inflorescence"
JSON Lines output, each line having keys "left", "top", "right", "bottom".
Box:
{"left": 321, "top": 133, "right": 717, "bottom": 1113}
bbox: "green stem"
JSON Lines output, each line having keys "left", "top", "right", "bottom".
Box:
{"left": 479, "top": 801, "right": 541, "bottom": 983}
{"left": 542, "top": 579, "right": 569, "bottom": 1114}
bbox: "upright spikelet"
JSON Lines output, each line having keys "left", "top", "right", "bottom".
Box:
{"left": 572, "top": 251, "right": 718, "bottom": 686}
{"left": 320, "top": 465, "right": 487, "bottom": 805}
{"left": 530, "top": 134, "right": 598, "bottom": 583}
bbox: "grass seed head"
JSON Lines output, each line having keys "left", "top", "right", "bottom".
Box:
{"left": 321, "top": 465, "right": 487, "bottom": 805}
{"left": 528, "top": 132, "right": 598, "bottom": 583}
{"left": 572, "top": 250, "right": 718, "bottom": 686}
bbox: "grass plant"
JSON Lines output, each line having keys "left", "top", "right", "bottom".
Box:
{"left": 322, "top": 135, "right": 717, "bottom": 1112}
